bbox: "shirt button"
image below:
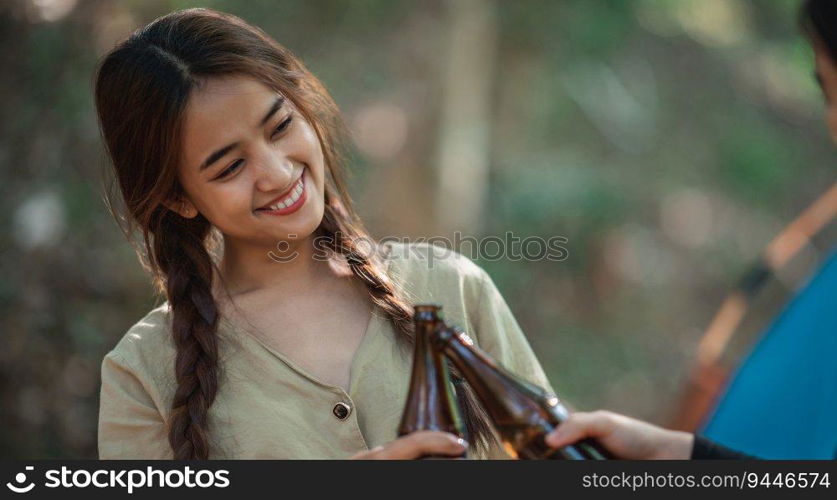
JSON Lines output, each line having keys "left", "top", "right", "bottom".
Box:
{"left": 333, "top": 402, "right": 351, "bottom": 420}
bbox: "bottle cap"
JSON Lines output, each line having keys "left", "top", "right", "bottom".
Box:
{"left": 414, "top": 303, "right": 441, "bottom": 311}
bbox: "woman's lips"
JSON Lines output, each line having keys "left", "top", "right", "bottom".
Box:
{"left": 255, "top": 174, "right": 307, "bottom": 216}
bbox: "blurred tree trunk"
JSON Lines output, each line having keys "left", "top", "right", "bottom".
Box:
{"left": 434, "top": 0, "right": 497, "bottom": 236}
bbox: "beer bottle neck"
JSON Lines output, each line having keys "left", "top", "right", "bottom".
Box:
{"left": 433, "top": 327, "right": 544, "bottom": 427}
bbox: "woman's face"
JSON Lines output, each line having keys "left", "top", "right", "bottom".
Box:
{"left": 175, "top": 75, "right": 326, "bottom": 249}
{"left": 813, "top": 42, "right": 837, "bottom": 144}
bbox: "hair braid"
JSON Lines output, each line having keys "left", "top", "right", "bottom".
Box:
{"left": 152, "top": 211, "right": 220, "bottom": 459}
{"left": 318, "top": 205, "right": 496, "bottom": 451}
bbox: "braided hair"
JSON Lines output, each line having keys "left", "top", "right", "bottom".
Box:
{"left": 318, "top": 200, "right": 495, "bottom": 450}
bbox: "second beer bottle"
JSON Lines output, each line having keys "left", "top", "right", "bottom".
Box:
{"left": 397, "top": 304, "right": 467, "bottom": 458}
{"left": 432, "top": 324, "right": 612, "bottom": 460}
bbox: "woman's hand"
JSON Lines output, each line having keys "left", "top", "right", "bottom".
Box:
{"left": 545, "top": 410, "right": 694, "bottom": 460}
{"left": 351, "top": 431, "right": 468, "bottom": 460}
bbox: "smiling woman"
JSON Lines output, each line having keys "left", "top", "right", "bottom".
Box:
{"left": 94, "top": 8, "right": 552, "bottom": 459}
{"left": 176, "top": 76, "right": 325, "bottom": 251}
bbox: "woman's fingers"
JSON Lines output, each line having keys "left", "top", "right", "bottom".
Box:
{"left": 352, "top": 431, "right": 467, "bottom": 460}
{"left": 378, "top": 431, "right": 467, "bottom": 459}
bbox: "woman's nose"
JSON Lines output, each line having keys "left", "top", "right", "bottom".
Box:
{"left": 254, "top": 154, "right": 294, "bottom": 193}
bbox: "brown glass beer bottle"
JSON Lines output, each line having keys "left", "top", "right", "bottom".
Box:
{"left": 432, "top": 324, "right": 611, "bottom": 460}
{"left": 397, "top": 304, "right": 467, "bottom": 458}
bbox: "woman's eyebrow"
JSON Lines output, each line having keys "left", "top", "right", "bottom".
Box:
{"left": 259, "top": 96, "right": 285, "bottom": 126}
{"left": 199, "top": 96, "right": 286, "bottom": 172}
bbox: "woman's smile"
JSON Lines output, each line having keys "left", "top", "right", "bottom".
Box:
{"left": 255, "top": 169, "right": 308, "bottom": 216}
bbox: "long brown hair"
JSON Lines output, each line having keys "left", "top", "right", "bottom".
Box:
{"left": 95, "top": 8, "right": 493, "bottom": 459}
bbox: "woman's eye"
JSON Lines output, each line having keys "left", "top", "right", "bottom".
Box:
{"left": 272, "top": 116, "right": 293, "bottom": 137}
{"left": 212, "top": 117, "right": 293, "bottom": 181}
{"left": 217, "top": 159, "right": 243, "bottom": 180}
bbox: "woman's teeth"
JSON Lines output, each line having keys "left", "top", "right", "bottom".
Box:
{"left": 264, "top": 179, "right": 304, "bottom": 210}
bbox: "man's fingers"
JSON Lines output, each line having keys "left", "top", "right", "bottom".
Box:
{"left": 545, "top": 410, "right": 617, "bottom": 448}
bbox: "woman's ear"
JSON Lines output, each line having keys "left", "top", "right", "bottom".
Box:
{"left": 164, "top": 197, "right": 199, "bottom": 219}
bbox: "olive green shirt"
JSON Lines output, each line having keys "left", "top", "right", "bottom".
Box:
{"left": 98, "top": 243, "right": 553, "bottom": 459}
